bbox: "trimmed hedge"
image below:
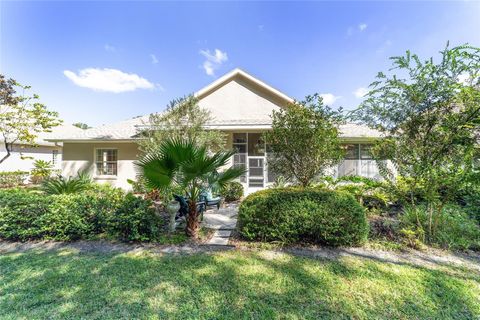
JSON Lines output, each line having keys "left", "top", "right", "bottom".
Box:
{"left": 0, "top": 185, "right": 162, "bottom": 242}
{"left": 238, "top": 188, "right": 368, "bottom": 246}
{"left": 221, "top": 181, "right": 244, "bottom": 202}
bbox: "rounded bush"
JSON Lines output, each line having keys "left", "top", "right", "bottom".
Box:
{"left": 221, "top": 181, "right": 244, "bottom": 202}
{"left": 238, "top": 188, "right": 368, "bottom": 246}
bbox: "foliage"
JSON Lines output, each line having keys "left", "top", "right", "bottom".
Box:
{"left": 138, "top": 95, "right": 226, "bottom": 154}
{"left": 238, "top": 188, "right": 368, "bottom": 246}
{"left": 352, "top": 44, "right": 480, "bottom": 240}
{"left": 135, "top": 138, "right": 244, "bottom": 238}
{"left": 105, "top": 193, "right": 162, "bottom": 242}
{"left": 220, "top": 181, "right": 244, "bottom": 202}
{"left": 41, "top": 172, "right": 93, "bottom": 195}
{"left": 0, "top": 171, "right": 28, "bottom": 188}
{"left": 0, "top": 74, "right": 62, "bottom": 164}
{"left": 316, "top": 175, "right": 391, "bottom": 214}
{"left": 30, "top": 159, "right": 55, "bottom": 184}
{"left": 264, "top": 94, "right": 345, "bottom": 187}
{"left": 72, "top": 122, "right": 91, "bottom": 129}
{"left": 0, "top": 186, "right": 161, "bottom": 241}
{"left": 269, "top": 175, "right": 289, "bottom": 189}
{"left": 400, "top": 205, "right": 480, "bottom": 250}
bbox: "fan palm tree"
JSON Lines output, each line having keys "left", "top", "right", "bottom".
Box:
{"left": 135, "top": 138, "right": 245, "bottom": 238}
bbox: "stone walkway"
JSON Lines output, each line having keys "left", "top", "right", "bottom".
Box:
{"left": 203, "top": 203, "right": 238, "bottom": 245}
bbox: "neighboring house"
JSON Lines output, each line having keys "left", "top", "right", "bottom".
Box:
{"left": 0, "top": 124, "right": 84, "bottom": 173}
{"left": 47, "top": 69, "right": 382, "bottom": 192}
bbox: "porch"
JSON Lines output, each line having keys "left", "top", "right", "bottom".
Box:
{"left": 228, "top": 132, "right": 381, "bottom": 193}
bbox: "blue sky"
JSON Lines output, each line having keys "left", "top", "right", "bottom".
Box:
{"left": 1, "top": 1, "right": 479, "bottom": 127}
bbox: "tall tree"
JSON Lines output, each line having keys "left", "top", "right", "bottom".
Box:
{"left": 0, "top": 75, "right": 62, "bottom": 165}
{"left": 264, "top": 94, "right": 344, "bottom": 187}
{"left": 138, "top": 95, "right": 226, "bottom": 153}
{"left": 352, "top": 44, "right": 480, "bottom": 240}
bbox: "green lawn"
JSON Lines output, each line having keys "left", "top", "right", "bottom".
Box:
{"left": 0, "top": 249, "right": 479, "bottom": 319}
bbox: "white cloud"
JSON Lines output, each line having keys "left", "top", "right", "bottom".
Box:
{"left": 320, "top": 93, "right": 341, "bottom": 105}
{"left": 104, "top": 44, "right": 116, "bottom": 52}
{"left": 359, "top": 23, "right": 368, "bottom": 31}
{"left": 150, "top": 54, "right": 159, "bottom": 65}
{"left": 199, "top": 48, "right": 228, "bottom": 76}
{"left": 63, "top": 68, "right": 156, "bottom": 93}
{"left": 354, "top": 87, "right": 369, "bottom": 98}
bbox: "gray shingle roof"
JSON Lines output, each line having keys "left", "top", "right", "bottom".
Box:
{"left": 46, "top": 116, "right": 381, "bottom": 141}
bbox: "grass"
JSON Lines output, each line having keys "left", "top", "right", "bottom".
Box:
{"left": 0, "top": 249, "right": 479, "bottom": 319}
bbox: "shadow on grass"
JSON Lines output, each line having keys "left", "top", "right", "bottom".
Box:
{"left": 0, "top": 249, "right": 479, "bottom": 319}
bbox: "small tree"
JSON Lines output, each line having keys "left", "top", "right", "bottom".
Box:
{"left": 136, "top": 138, "right": 244, "bottom": 238}
{"left": 138, "top": 95, "right": 226, "bottom": 154}
{"left": 352, "top": 44, "right": 480, "bottom": 241}
{"left": 72, "top": 122, "right": 91, "bottom": 130}
{"left": 264, "top": 94, "right": 344, "bottom": 187}
{"left": 0, "top": 75, "right": 62, "bottom": 165}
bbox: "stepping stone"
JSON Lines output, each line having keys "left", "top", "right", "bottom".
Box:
{"left": 216, "top": 230, "right": 231, "bottom": 237}
{"left": 208, "top": 236, "right": 230, "bottom": 245}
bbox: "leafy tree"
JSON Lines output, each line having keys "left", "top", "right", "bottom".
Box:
{"left": 352, "top": 44, "right": 480, "bottom": 241}
{"left": 72, "top": 122, "right": 91, "bottom": 130}
{"left": 135, "top": 138, "right": 244, "bottom": 238}
{"left": 0, "top": 74, "right": 62, "bottom": 165}
{"left": 264, "top": 94, "right": 344, "bottom": 187}
{"left": 138, "top": 95, "right": 226, "bottom": 153}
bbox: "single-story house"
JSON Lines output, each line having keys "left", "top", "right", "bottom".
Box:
{"left": 0, "top": 124, "right": 84, "bottom": 173}
{"left": 47, "top": 69, "right": 382, "bottom": 193}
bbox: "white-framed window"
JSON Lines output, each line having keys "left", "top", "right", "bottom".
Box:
{"left": 233, "top": 133, "right": 247, "bottom": 183}
{"left": 52, "top": 150, "right": 59, "bottom": 165}
{"left": 95, "top": 149, "right": 118, "bottom": 176}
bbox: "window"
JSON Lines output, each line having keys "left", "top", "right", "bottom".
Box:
{"left": 233, "top": 154, "right": 246, "bottom": 183}
{"left": 96, "top": 149, "right": 118, "bottom": 176}
{"left": 52, "top": 150, "right": 59, "bottom": 165}
{"left": 232, "top": 133, "right": 247, "bottom": 183}
{"left": 248, "top": 133, "right": 265, "bottom": 156}
{"left": 233, "top": 133, "right": 247, "bottom": 153}
{"left": 344, "top": 144, "right": 359, "bottom": 160}
{"left": 360, "top": 144, "right": 373, "bottom": 160}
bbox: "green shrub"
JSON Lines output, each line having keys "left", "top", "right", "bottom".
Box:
{"left": 0, "top": 186, "right": 162, "bottom": 242}
{"left": 0, "top": 189, "right": 51, "bottom": 240}
{"left": 221, "top": 181, "right": 244, "bottom": 202}
{"left": 400, "top": 205, "right": 480, "bottom": 250}
{"left": 106, "top": 194, "right": 161, "bottom": 241}
{"left": 30, "top": 160, "right": 55, "bottom": 184}
{"left": 0, "top": 171, "right": 28, "bottom": 188}
{"left": 41, "top": 172, "right": 93, "bottom": 195}
{"left": 238, "top": 188, "right": 368, "bottom": 246}
{"left": 320, "top": 176, "right": 391, "bottom": 214}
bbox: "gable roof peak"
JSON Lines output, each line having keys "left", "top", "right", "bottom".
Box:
{"left": 195, "top": 68, "right": 294, "bottom": 104}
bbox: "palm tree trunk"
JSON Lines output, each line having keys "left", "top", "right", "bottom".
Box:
{"left": 186, "top": 200, "right": 199, "bottom": 238}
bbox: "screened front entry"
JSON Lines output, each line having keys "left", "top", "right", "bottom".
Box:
{"left": 232, "top": 133, "right": 273, "bottom": 189}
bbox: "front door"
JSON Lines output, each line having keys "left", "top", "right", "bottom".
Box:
{"left": 248, "top": 157, "right": 265, "bottom": 189}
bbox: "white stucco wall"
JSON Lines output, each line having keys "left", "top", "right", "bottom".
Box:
{"left": 198, "top": 78, "right": 287, "bottom": 122}
{"left": 0, "top": 143, "right": 62, "bottom": 173}
{"left": 62, "top": 142, "right": 139, "bottom": 190}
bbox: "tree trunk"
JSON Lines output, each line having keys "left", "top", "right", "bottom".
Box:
{"left": 0, "top": 141, "right": 11, "bottom": 164}
{"left": 186, "top": 200, "right": 199, "bottom": 238}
